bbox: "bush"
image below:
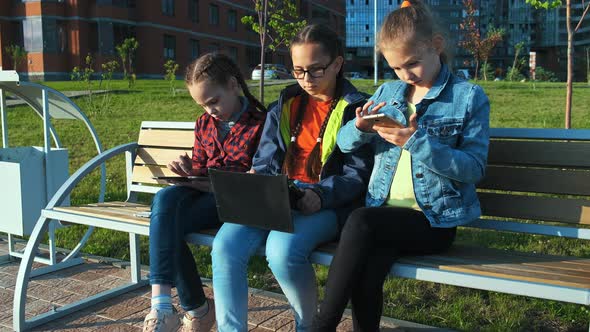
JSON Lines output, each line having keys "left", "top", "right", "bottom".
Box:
{"left": 534, "top": 66, "right": 559, "bottom": 82}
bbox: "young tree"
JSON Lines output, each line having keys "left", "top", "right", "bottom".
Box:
{"left": 507, "top": 41, "right": 526, "bottom": 82}
{"left": 526, "top": 0, "right": 589, "bottom": 128}
{"left": 241, "top": 0, "right": 306, "bottom": 103}
{"left": 115, "top": 37, "right": 139, "bottom": 88}
{"left": 164, "top": 59, "right": 179, "bottom": 96}
{"left": 4, "top": 44, "right": 28, "bottom": 72}
{"left": 459, "top": 0, "right": 504, "bottom": 81}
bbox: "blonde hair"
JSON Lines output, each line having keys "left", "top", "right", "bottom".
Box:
{"left": 377, "top": 0, "right": 448, "bottom": 63}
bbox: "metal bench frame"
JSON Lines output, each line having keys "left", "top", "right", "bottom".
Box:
{"left": 12, "top": 122, "right": 590, "bottom": 331}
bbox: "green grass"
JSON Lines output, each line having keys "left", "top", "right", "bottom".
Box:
{"left": 3, "top": 79, "right": 590, "bottom": 331}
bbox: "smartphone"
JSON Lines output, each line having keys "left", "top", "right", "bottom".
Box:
{"left": 152, "top": 175, "right": 209, "bottom": 183}
{"left": 361, "top": 113, "right": 405, "bottom": 128}
{"left": 134, "top": 211, "right": 151, "bottom": 218}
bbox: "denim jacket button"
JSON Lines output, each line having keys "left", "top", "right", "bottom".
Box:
{"left": 415, "top": 173, "right": 424, "bottom": 178}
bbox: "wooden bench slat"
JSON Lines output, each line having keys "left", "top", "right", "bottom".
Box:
{"left": 131, "top": 165, "right": 176, "bottom": 185}
{"left": 479, "top": 193, "right": 590, "bottom": 225}
{"left": 136, "top": 147, "right": 193, "bottom": 166}
{"left": 137, "top": 129, "right": 194, "bottom": 148}
{"left": 54, "top": 206, "right": 151, "bottom": 225}
{"left": 404, "top": 256, "right": 590, "bottom": 289}
{"left": 478, "top": 165, "right": 590, "bottom": 195}
{"left": 488, "top": 140, "right": 590, "bottom": 167}
{"left": 420, "top": 248, "right": 590, "bottom": 279}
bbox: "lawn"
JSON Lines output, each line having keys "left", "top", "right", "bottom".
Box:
{"left": 3, "top": 78, "right": 590, "bottom": 331}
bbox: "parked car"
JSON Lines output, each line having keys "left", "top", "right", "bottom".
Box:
{"left": 455, "top": 69, "right": 471, "bottom": 80}
{"left": 251, "top": 64, "right": 292, "bottom": 80}
{"left": 345, "top": 71, "right": 365, "bottom": 79}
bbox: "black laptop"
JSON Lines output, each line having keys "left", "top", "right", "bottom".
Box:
{"left": 208, "top": 169, "right": 294, "bottom": 233}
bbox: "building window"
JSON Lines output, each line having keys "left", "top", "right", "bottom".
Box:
{"left": 365, "top": 36, "right": 369, "bottom": 43}
{"left": 162, "top": 0, "right": 174, "bottom": 16}
{"left": 365, "top": 24, "right": 369, "bottom": 30}
{"left": 190, "top": 39, "right": 200, "bottom": 60}
{"left": 277, "top": 54, "right": 285, "bottom": 65}
{"left": 209, "top": 4, "right": 219, "bottom": 25}
{"left": 208, "top": 43, "right": 220, "bottom": 53}
{"left": 228, "top": 9, "right": 237, "bottom": 31}
{"left": 228, "top": 46, "right": 238, "bottom": 62}
{"left": 164, "top": 34, "right": 176, "bottom": 60}
{"left": 189, "top": 0, "right": 198, "bottom": 22}
{"left": 22, "top": 18, "right": 43, "bottom": 52}
{"left": 350, "top": 0, "right": 354, "bottom": 4}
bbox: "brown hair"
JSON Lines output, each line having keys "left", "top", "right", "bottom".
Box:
{"left": 185, "top": 52, "right": 266, "bottom": 112}
{"left": 282, "top": 24, "right": 344, "bottom": 181}
{"left": 377, "top": 0, "right": 448, "bottom": 63}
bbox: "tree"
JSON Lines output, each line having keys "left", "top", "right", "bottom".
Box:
{"left": 4, "top": 44, "right": 27, "bottom": 72}
{"left": 459, "top": 0, "right": 504, "bottom": 81}
{"left": 507, "top": 41, "right": 526, "bottom": 82}
{"left": 164, "top": 59, "right": 179, "bottom": 96}
{"left": 115, "top": 37, "right": 139, "bottom": 88}
{"left": 241, "top": 0, "right": 306, "bottom": 104}
{"left": 526, "top": 0, "right": 589, "bottom": 128}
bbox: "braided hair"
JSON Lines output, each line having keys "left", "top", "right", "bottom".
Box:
{"left": 185, "top": 53, "right": 266, "bottom": 113}
{"left": 282, "top": 24, "right": 345, "bottom": 180}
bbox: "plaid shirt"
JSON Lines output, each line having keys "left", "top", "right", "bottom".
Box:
{"left": 191, "top": 104, "right": 266, "bottom": 176}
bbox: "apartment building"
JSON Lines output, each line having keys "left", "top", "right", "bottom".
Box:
{"left": 0, "top": 0, "right": 345, "bottom": 80}
{"left": 345, "top": 0, "right": 589, "bottom": 80}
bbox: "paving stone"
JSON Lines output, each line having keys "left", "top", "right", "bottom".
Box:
{"left": 52, "top": 291, "right": 89, "bottom": 306}
{"left": 25, "top": 299, "right": 59, "bottom": 319}
{"left": 0, "top": 273, "right": 16, "bottom": 289}
{"left": 0, "top": 288, "right": 13, "bottom": 311}
{"left": 94, "top": 292, "right": 150, "bottom": 320}
{"left": 258, "top": 313, "right": 295, "bottom": 331}
{"left": 88, "top": 275, "right": 129, "bottom": 289}
{"left": 0, "top": 262, "right": 20, "bottom": 275}
{"left": 66, "top": 279, "right": 108, "bottom": 297}
{"left": 336, "top": 318, "right": 354, "bottom": 332}
{"left": 26, "top": 283, "right": 73, "bottom": 303}
{"left": 89, "top": 321, "right": 141, "bottom": 331}
{"left": 30, "top": 275, "right": 76, "bottom": 289}
{"left": 275, "top": 320, "right": 296, "bottom": 332}
{"left": 0, "top": 310, "right": 13, "bottom": 326}
{"left": 0, "top": 325, "right": 12, "bottom": 332}
{"left": 120, "top": 307, "right": 151, "bottom": 329}
{"left": 247, "top": 296, "right": 290, "bottom": 326}
{"left": 91, "top": 265, "right": 132, "bottom": 279}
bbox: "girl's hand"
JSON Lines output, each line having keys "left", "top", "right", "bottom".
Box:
{"left": 355, "top": 101, "right": 386, "bottom": 132}
{"left": 296, "top": 189, "right": 321, "bottom": 215}
{"left": 168, "top": 152, "right": 192, "bottom": 176}
{"left": 373, "top": 113, "right": 418, "bottom": 146}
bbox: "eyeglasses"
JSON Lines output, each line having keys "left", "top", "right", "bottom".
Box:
{"left": 291, "top": 58, "right": 336, "bottom": 79}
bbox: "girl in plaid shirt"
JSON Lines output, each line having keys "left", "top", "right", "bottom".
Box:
{"left": 144, "top": 53, "right": 266, "bottom": 332}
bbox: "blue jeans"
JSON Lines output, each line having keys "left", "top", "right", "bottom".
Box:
{"left": 149, "top": 185, "right": 221, "bottom": 311}
{"left": 211, "top": 210, "right": 339, "bottom": 332}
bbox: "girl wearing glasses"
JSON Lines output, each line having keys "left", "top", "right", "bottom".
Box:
{"left": 312, "top": 0, "right": 490, "bottom": 330}
{"left": 211, "top": 24, "right": 372, "bottom": 331}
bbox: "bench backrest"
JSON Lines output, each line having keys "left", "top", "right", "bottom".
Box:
{"left": 127, "top": 121, "right": 195, "bottom": 196}
{"left": 127, "top": 122, "right": 590, "bottom": 239}
{"left": 471, "top": 128, "right": 590, "bottom": 239}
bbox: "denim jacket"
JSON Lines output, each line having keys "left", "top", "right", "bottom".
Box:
{"left": 337, "top": 63, "right": 490, "bottom": 227}
{"left": 252, "top": 80, "right": 373, "bottom": 224}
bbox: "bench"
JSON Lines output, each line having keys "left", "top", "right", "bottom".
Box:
{"left": 12, "top": 121, "right": 590, "bottom": 331}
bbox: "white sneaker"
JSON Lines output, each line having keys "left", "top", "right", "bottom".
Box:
{"left": 143, "top": 309, "right": 182, "bottom": 332}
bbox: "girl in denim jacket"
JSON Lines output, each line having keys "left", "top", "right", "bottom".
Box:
{"left": 313, "top": 1, "right": 490, "bottom": 331}
{"left": 211, "top": 24, "right": 372, "bottom": 332}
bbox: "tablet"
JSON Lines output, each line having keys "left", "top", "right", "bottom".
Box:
{"left": 152, "top": 175, "right": 209, "bottom": 182}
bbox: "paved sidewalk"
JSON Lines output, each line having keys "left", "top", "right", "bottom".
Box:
{"left": 0, "top": 237, "right": 448, "bottom": 332}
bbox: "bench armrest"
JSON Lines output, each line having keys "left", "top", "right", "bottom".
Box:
{"left": 45, "top": 142, "right": 139, "bottom": 210}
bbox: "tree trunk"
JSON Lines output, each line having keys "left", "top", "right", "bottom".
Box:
{"left": 483, "top": 61, "right": 488, "bottom": 81}
{"left": 474, "top": 59, "right": 480, "bottom": 81}
{"left": 565, "top": 0, "right": 572, "bottom": 129}
{"left": 258, "top": 0, "right": 268, "bottom": 105}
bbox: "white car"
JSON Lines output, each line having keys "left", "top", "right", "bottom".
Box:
{"left": 251, "top": 64, "right": 292, "bottom": 80}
